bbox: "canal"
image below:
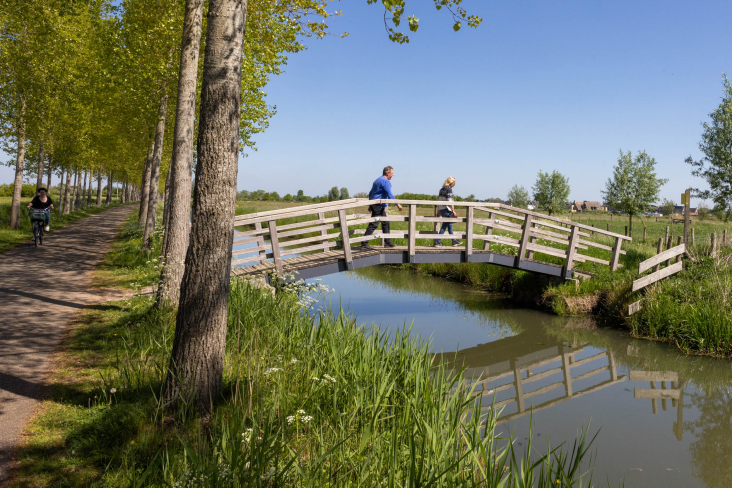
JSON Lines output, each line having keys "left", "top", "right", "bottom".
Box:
{"left": 307, "top": 265, "right": 732, "bottom": 488}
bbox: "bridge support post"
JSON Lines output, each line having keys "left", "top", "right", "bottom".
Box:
{"left": 408, "top": 204, "right": 417, "bottom": 263}
{"left": 514, "top": 215, "right": 533, "bottom": 269}
{"left": 465, "top": 206, "right": 474, "bottom": 262}
{"left": 338, "top": 209, "right": 353, "bottom": 271}
{"left": 255, "top": 222, "right": 267, "bottom": 264}
{"left": 610, "top": 236, "right": 623, "bottom": 271}
{"left": 318, "top": 212, "right": 329, "bottom": 252}
{"left": 268, "top": 219, "right": 283, "bottom": 274}
{"left": 527, "top": 221, "right": 536, "bottom": 260}
{"left": 482, "top": 212, "right": 493, "bottom": 251}
{"left": 561, "top": 225, "right": 579, "bottom": 279}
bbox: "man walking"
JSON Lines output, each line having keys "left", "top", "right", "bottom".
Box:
{"left": 362, "top": 166, "right": 403, "bottom": 248}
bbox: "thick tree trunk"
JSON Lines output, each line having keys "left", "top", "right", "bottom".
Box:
{"left": 164, "top": 0, "right": 247, "bottom": 413}
{"left": 156, "top": 0, "right": 205, "bottom": 308}
{"left": 161, "top": 168, "right": 172, "bottom": 253}
{"left": 62, "top": 168, "right": 72, "bottom": 215}
{"left": 9, "top": 101, "right": 26, "bottom": 230}
{"left": 86, "top": 171, "right": 92, "bottom": 206}
{"left": 142, "top": 93, "right": 169, "bottom": 252}
{"left": 628, "top": 214, "right": 633, "bottom": 238}
{"left": 36, "top": 140, "right": 44, "bottom": 190}
{"left": 139, "top": 140, "right": 155, "bottom": 226}
{"left": 105, "top": 172, "right": 112, "bottom": 205}
{"left": 46, "top": 156, "right": 52, "bottom": 196}
{"left": 96, "top": 170, "right": 103, "bottom": 206}
{"left": 71, "top": 171, "right": 80, "bottom": 211}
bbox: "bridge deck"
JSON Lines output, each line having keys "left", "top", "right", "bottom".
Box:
{"left": 232, "top": 245, "right": 565, "bottom": 282}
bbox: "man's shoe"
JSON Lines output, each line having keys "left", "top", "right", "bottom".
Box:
{"left": 360, "top": 242, "right": 370, "bottom": 247}
{"left": 434, "top": 242, "right": 445, "bottom": 247}
{"left": 44, "top": 225, "right": 50, "bottom": 232}
{"left": 384, "top": 242, "right": 397, "bottom": 248}
{"left": 451, "top": 240, "right": 462, "bottom": 247}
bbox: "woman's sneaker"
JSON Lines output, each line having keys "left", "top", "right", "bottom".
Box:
{"left": 45, "top": 225, "right": 50, "bottom": 232}
{"left": 451, "top": 240, "right": 461, "bottom": 246}
{"left": 434, "top": 242, "right": 445, "bottom": 247}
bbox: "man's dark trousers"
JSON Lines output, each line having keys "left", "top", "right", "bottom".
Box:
{"left": 363, "top": 205, "right": 391, "bottom": 245}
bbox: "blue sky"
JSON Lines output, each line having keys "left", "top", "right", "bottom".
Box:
{"left": 3, "top": 0, "right": 732, "bottom": 204}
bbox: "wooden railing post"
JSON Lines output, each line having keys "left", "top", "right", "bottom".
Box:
{"left": 562, "top": 346, "right": 573, "bottom": 396}
{"left": 610, "top": 235, "right": 622, "bottom": 271}
{"left": 527, "top": 221, "right": 536, "bottom": 260}
{"left": 511, "top": 359, "right": 525, "bottom": 413}
{"left": 255, "top": 221, "right": 266, "bottom": 264}
{"left": 338, "top": 209, "right": 353, "bottom": 270}
{"left": 514, "top": 214, "right": 533, "bottom": 268}
{"left": 408, "top": 204, "right": 417, "bottom": 263}
{"left": 711, "top": 232, "right": 717, "bottom": 258}
{"left": 482, "top": 211, "right": 493, "bottom": 251}
{"left": 561, "top": 225, "right": 579, "bottom": 278}
{"left": 465, "top": 206, "right": 474, "bottom": 262}
{"left": 654, "top": 238, "right": 663, "bottom": 273}
{"left": 268, "top": 219, "right": 282, "bottom": 274}
{"left": 318, "top": 211, "right": 328, "bottom": 252}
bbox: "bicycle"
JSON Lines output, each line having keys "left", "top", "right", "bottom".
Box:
{"left": 29, "top": 208, "right": 48, "bottom": 247}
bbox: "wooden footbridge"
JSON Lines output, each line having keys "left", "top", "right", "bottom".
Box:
{"left": 231, "top": 199, "right": 631, "bottom": 283}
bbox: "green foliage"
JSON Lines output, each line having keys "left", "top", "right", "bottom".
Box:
{"left": 339, "top": 186, "right": 349, "bottom": 200}
{"left": 0, "top": 183, "right": 35, "bottom": 197}
{"left": 687, "top": 75, "right": 732, "bottom": 221}
{"left": 353, "top": 191, "right": 368, "bottom": 198}
{"left": 327, "top": 185, "right": 340, "bottom": 201}
{"left": 532, "top": 170, "right": 570, "bottom": 216}
{"left": 506, "top": 184, "right": 530, "bottom": 208}
{"left": 660, "top": 198, "right": 676, "bottom": 217}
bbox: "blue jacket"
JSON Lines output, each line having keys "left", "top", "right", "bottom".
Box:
{"left": 368, "top": 176, "right": 395, "bottom": 207}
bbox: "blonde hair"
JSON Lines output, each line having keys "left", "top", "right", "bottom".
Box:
{"left": 443, "top": 177, "right": 456, "bottom": 188}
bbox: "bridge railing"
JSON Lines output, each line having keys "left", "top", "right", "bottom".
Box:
{"left": 232, "top": 199, "right": 631, "bottom": 278}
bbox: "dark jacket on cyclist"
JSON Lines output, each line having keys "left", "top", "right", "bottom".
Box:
{"left": 30, "top": 195, "right": 54, "bottom": 210}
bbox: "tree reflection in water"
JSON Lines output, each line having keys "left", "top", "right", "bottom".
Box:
{"left": 686, "top": 385, "right": 732, "bottom": 487}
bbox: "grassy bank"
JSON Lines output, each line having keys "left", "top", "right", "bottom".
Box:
{"left": 0, "top": 200, "right": 128, "bottom": 254}
{"left": 10, "top": 212, "right": 603, "bottom": 487}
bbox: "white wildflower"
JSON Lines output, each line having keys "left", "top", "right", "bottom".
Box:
{"left": 290, "top": 358, "right": 298, "bottom": 364}
{"left": 264, "top": 367, "right": 283, "bottom": 376}
{"left": 323, "top": 374, "right": 337, "bottom": 383}
{"left": 110, "top": 388, "right": 117, "bottom": 394}
{"left": 311, "top": 376, "right": 320, "bottom": 381}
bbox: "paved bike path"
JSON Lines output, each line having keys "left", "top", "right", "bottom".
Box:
{"left": 0, "top": 205, "right": 134, "bottom": 484}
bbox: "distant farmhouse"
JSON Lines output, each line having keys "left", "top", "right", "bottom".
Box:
{"left": 568, "top": 200, "right": 607, "bottom": 213}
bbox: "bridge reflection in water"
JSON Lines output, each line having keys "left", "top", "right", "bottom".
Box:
{"left": 437, "top": 332, "right": 683, "bottom": 437}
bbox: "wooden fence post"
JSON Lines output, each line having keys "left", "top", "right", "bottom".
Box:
{"left": 318, "top": 212, "right": 329, "bottom": 252}
{"left": 606, "top": 223, "right": 609, "bottom": 232}
{"left": 665, "top": 226, "right": 670, "bottom": 244}
{"left": 674, "top": 236, "right": 682, "bottom": 263}
{"left": 408, "top": 204, "right": 417, "bottom": 263}
{"left": 482, "top": 211, "right": 493, "bottom": 251}
{"left": 724, "top": 229, "right": 728, "bottom": 245}
{"left": 625, "top": 225, "right": 628, "bottom": 237}
{"left": 515, "top": 214, "right": 533, "bottom": 269}
{"left": 561, "top": 225, "right": 579, "bottom": 278}
{"left": 268, "top": 219, "right": 283, "bottom": 274}
{"left": 654, "top": 238, "right": 663, "bottom": 273}
{"left": 464, "top": 206, "right": 474, "bottom": 262}
{"left": 665, "top": 234, "right": 674, "bottom": 267}
{"left": 527, "top": 221, "right": 536, "bottom": 259}
{"left": 643, "top": 227, "right": 647, "bottom": 242}
{"left": 610, "top": 236, "right": 623, "bottom": 271}
{"left": 338, "top": 209, "right": 353, "bottom": 270}
{"left": 711, "top": 232, "right": 717, "bottom": 258}
{"left": 691, "top": 227, "right": 695, "bottom": 246}
{"left": 255, "top": 222, "right": 267, "bottom": 264}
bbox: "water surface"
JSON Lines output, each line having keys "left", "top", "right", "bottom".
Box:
{"left": 311, "top": 266, "right": 732, "bottom": 488}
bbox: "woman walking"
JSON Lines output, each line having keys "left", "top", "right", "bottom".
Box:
{"left": 435, "top": 177, "right": 461, "bottom": 247}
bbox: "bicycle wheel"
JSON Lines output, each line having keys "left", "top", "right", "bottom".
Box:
{"left": 33, "top": 223, "right": 39, "bottom": 247}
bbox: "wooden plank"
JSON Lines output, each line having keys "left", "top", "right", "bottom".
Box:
{"left": 632, "top": 261, "right": 683, "bottom": 292}
{"left": 638, "top": 244, "right": 686, "bottom": 274}
{"left": 347, "top": 216, "right": 410, "bottom": 226}
{"left": 578, "top": 238, "right": 626, "bottom": 254}
{"left": 268, "top": 219, "right": 283, "bottom": 274}
{"left": 233, "top": 235, "right": 262, "bottom": 245}
{"left": 515, "top": 215, "right": 533, "bottom": 268}
{"left": 233, "top": 227, "right": 269, "bottom": 238}
{"left": 465, "top": 206, "right": 474, "bottom": 261}
{"left": 338, "top": 209, "right": 353, "bottom": 270}
{"left": 499, "top": 203, "right": 631, "bottom": 240}
{"left": 232, "top": 245, "right": 267, "bottom": 257}
{"left": 477, "top": 234, "right": 521, "bottom": 248}
{"left": 233, "top": 198, "right": 363, "bottom": 222}
{"left": 562, "top": 350, "right": 573, "bottom": 396}
{"left": 232, "top": 254, "right": 271, "bottom": 266}
{"left": 473, "top": 220, "right": 523, "bottom": 235}
{"left": 483, "top": 212, "right": 493, "bottom": 251}
{"left": 527, "top": 222, "right": 537, "bottom": 259}
{"left": 277, "top": 223, "right": 337, "bottom": 239}
{"left": 280, "top": 241, "right": 338, "bottom": 257}
{"left": 629, "top": 371, "right": 678, "bottom": 382}
{"left": 522, "top": 366, "right": 562, "bottom": 384}
{"left": 474, "top": 217, "right": 524, "bottom": 230}
{"left": 572, "top": 366, "right": 608, "bottom": 383}
{"left": 415, "top": 231, "right": 467, "bottom": 240}
{"left": 524, "top": 381, "right": 563, "bottom": 399}
{"left": 634, "top": 388, "right": 680, "bottom": 400}
{"left": 318, "top": 212, "right": 328, "bottom": 252}
{"left": 417, "top": 216, "right": 464, "bottom": 223}
{"left": 532, "top": 232, "right": 588, "bottom": 250}
{"left": 572, "top": 253, "right": 610, "bottom": 266}
{"left": 628, "top": 299, "right": 643, "bottom": 316}
{"left": 525, "top": 242, "right": 569, "bottom": 260}
{"left": 610, "top": 236, "right": 623, "bottom": 271}
{"left": 570, "top": 352, "right": 607, "bottom": 369}
{"left": 408, "top": 204, "right": 417, "bottom": 262}
{"left": 348, "top": 233, "right": 409, "bottom": 244}
{"left": 562, "top": 226, "right": 580, "bottom": 279}
{"left": 483, "top": 208, "right": 527, "bottom": 222}
{"left": 513, "top": 361, "right": 525, "bottom": 413}
{"left": 278, "top": 234, "right": 332, "bottom": 249}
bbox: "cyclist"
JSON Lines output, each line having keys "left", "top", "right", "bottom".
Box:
{"left": 27, "top": 187, "right": 54, "bottom": 232}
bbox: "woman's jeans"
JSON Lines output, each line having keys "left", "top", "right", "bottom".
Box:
{"left": 438, "top": 208, "right": 458, "bottom": 242}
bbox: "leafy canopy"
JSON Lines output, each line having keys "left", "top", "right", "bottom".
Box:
{"left": 532, "top": 170, "right": 570, "bottom": 216}
{"left": 602, "top": 149, "right": 667, "bottom": 217}
{"left": 506, "top": 184, "right": 529, "bottom": 208}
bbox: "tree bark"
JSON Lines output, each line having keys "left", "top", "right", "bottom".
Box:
{"left": 62, "top": 168, "right": 72, "bottom": 214}
{"left": 58, "top": 168, "right": 67, "bottom": 216}
{"left": 80, "top": 171, "right": 88, "bottom": 208}
{"left": 156, "top": 0, "right": 205, "bottom": 308}
{"left": 71, "top": 171, "right": 80, "bottom": 211}
{"left": 161, "top": 167, "right": 172, "bottom": 253}
{"left": 9, "top": 99, "right": 26, "bottom": 230}
{"left": 164, "top": 0, "right": 247, "bottom": 412}
{"left": 36, "top": 140, "right": 44, "bottom": 190}
{"left": 87, "top": 170, "right": 93, "bottom": 206}
{"left": 139, "top": 140, "right": 155, "bottom": 226}
{"left": 106, "top": 172, "right": 112, "bottom": 205}
{"left": 96, "top": 170, "right": 103, "bottom": 206}
{"left": 46, "top": 156, "right": 52, "bottom": 197}
{"left": 142, "top": 93, "right": 169, "bottom": 252}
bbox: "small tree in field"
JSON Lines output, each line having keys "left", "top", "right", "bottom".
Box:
{"left": 339, "top": 187, "right": 349, "bottom": 200}
{"left": 660, "top": 198, "right": 676, "bottom": 217}
{"left": 602, "top": 149, "right": 667, "bottom": 237}
{"left": 686, "top": 75, "right": 732, "bottom": 221}
{"left": 506, "top": 184, "right": 529, "bottom": 208}
{"left": 532, "top": 170, "right": 570, "bottom": 216}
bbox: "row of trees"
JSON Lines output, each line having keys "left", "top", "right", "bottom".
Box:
{"left": 1, "top": 0, "right": 482, "bottom": 413}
